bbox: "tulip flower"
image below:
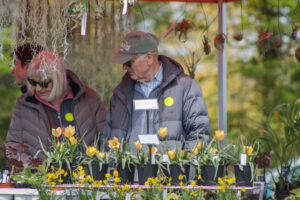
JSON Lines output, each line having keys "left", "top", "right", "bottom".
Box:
{"left": 215, "top": 130, "right": 225, "bottom": 141}
{"left": 197, "top": 141, "right": 204, "bottom": 149}
{"left": 134, "top": 141, "right": 142, "bottom": 151}
{"left": 168, "top": 150, "right": 176, "bottom": 160}
{"left": 64, "top": 125, "right": 75, "bottom": 139}
{"left": 52, "top": 127, "right": 62, "bottom": 138}
{"left": 69, "top": 136, "right": 77, "bottom": 145}
{"left": 180, "top": 150, "right": 185, "bottom": 157}
{"left": 191, "top": 147, "right": 199, "bottom": 155}
{"left": 86, "top": 146, "right": 98, "bottom": 157}
{"left": 108, "top": 137, "right": 120, "bottom": 149}
{"left": 158, "top": 127, "right": 168, "bottom": 139}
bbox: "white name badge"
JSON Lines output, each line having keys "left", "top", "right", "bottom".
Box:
{"left": 138, "top": 134, "right": 159, "bottom": 145}
{"left": 133, "top": 99, "right": 159, "bottom": 110}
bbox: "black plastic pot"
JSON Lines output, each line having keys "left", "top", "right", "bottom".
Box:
{"left": 199, "top": 165, "right": 224, "bottom": 186}
{"left": 86, "top": 162, "right": 108, "bottom": 181}
{"left": 234, "top": 165, "right": 253, "bottom": 186}
{"left": 117, "top": 164, "right": 135, "bottom": 184}
{"left": 162, "top": 164, "right": 190, "bottom": 185}
{"left": 49, "top": 162, "right": 72, "bottom": 184}
{"left": 137, "top": 164, "right": 158, "bottom": 185}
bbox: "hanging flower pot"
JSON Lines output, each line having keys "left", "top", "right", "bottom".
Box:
{"left": 137, "top": 164, "right": 158, "bottom": 185}
{"left": 214, "top": 33, "right": 226, "bottom": 50}
{"left": 86, "top": 162, "right": 108, "bottom": 181}
{"left": 162, "top": 164, "right": 190, "bottom": 185}
{"left": 291, "top": 26, "right": 298, "bottom": 40}
{"left": 233, "top": 32, "right": 243, "bottom": 41}
{"left": 117, "top": 164, "right": 135, "bottom": 184}
{"left": 295, "top": 46, "right": 300, "bottom": 62}
{"left": 198, "top": 165, "right": 224, "bottom": 186}
{"left": 203, "top": 35, "right": 211, "bottom": 55}
{"left": 272, "top": 35, "right": 282, "bottom": 49}
{"left": 234, "top": 165, "right": 253, "bottom": 186}
{"left": 175, "top": 19, "right": 195, "bottom": 42}
{"left": 257, "top": 30, "right": 272, "bottom": 53}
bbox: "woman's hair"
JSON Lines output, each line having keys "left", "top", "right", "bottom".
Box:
{"left": 27, "top": 50, "right": 68, "bottom": 102}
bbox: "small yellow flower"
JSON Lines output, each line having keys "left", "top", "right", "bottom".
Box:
{"left": 215, "top": 130, "right": 225, "bottom": 141}
{"left": 247, "top": 146, "right": 254, "bottom": 156}
{"left": 158, "top": 127, "right": 167, "bottom": 138}
{"left": 178, "top": 174, "right": 184, "bottom": 180}
{"left": 113, "top": 170, "right": 119, "bottom": 177}
{"left": 191, "top": 181, "right": 196, "bottom": 186}
{"left": 52, "top": 127, "right": 62, "bottom": 138}
{"left": 147, "top": 146, "right": 158, "bottom": 155}
{"left": 197, "top": 175, "right": 202, "bottom": 180}
{"left": 78, "top": 165, "right": 83, "bottom": 171}
{"left": 114, "top": 177, "right": 121, "bottom": 183}
{"left": 86, "top": 146, "right": 98, "bottom": 157}
{"left": 167, "top": 150, "right": 176, "bottom": 160}
{"left": 103, "top": 180, "right": 108, "bottom": 185}
{"left": 197, "top": 141, "right": 205, "bottom": 149}
{"left": 64, "top": 125, "right": 76, "bottom": 138}
{"left": 98, "top": 152, "right": 105, "bottom": 159}
{"left": 180, "top": 150, "right": 185, "bottom": 157}
{"left": 105, "top": 173, "right": 111, "bottom": 179}
{"left": 123, "top": 184, "right": 130, "bottom": 191}
{"left": 241, "top": 187, "right": 246, "bottom": 192}
{"left": 108, "top": 137, "right": 120, "bottom": 149}
{"left": 209, "top": 147, "right": 218, "bottom": 154}
{"left": 69, "top": 136, "right": 77, "bottom": 145}
{"left": 134, "top": 141, "right": 142, "bottom": 151}
{"left": 58, "top": 179, "right": 63, "bottom": 183}
{"left": 191, "top": 147, "right": 199, "bottom": 155}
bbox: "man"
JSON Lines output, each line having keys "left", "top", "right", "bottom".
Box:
{"left": 104, "top": 31, "right": 210, "bottom": 151}
{"left": 11, "top": 43, "right": 44, "bottom": 93}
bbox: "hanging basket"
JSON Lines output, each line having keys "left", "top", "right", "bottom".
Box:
{"left": 295, "top": 46, "right": 300, "bottom": 62}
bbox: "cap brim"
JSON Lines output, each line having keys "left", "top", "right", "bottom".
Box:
{"left": 110, "top": 51, "right": 135, "bottom": 64}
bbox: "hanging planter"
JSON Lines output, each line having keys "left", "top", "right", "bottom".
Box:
{"left": 233, "top": 32, "right": 243, "bottom": 41}
{"left": 296, "top": 46, "right": 300, "bottom": 62}
{"left": 257, "top": 30, "right": 272, "bottom": 52}
{"left": 203, "top": 35, "right": 211, "bottom": 55}
{"left": 175, "top": 19, "right": 195, "bottom": 42}
{"left": 272, "top": 35, "right": 282, "bottom": 49}
{"left": 291, "top": 26, "right": 298, "bottom": 40}
{"left": 214, "top": 33, "right": 226, "bottom": 50}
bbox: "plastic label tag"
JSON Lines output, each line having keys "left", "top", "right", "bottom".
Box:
{"left": 163, "top": 154, "right": 170, "bottom": 164}
{"left": 122, "top": 0, "right": 128, "bottom": 15}
{"left": 125, "top": 193, "right": 130, "bottom": 200}
{"left": 138, "top": 134, "right": 159, "bottom": 145}
{"left": 151, "top": 154, "right": 156, "bottom": 164}
{"left": 240, "top": 153, "right": 247, "bottom": 166}
{"left": 81, "top": 11, "right": 87, "bottom": 35}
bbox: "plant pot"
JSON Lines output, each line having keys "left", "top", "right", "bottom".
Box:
{"left": 162, "top": 164, "right": 190, "bottom": 185}
{"left": 199, "top": 165, "right": 224, "bottom": 186}
{"left": 86, "top": 162, "right": 108, "bottom": 181}
{"left": 49, "top": 162, "right": 72, "bottom": 184}
{"left": 234, "top": 165, "right": 253, "bottom": 186}
{"left": 117, "top": 164, "right": 135, "bottom": 184}
{"left": 275, "top": 183, "right": 290, "bottom": 200}
{"left": 137, "top": 164, "right": 158, "bottom": 185}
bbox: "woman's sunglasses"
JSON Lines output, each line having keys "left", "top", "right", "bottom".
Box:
{"left": 27, "top": 78, "right": 52, "bottom": 88}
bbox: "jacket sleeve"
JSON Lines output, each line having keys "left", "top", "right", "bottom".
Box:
{"left": 182, "top": 79, "right": 210, "bottom": 149}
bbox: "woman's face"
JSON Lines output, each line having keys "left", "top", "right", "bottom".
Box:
{"left": 28, "top": 74, "right": 53, "bottom": 102}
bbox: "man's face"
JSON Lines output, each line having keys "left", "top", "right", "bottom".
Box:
{"left": 12, "top": 58, "right": 29, "bottom": 85}
{"left": 123, "top": 54, "right": 153, "bottom": 82}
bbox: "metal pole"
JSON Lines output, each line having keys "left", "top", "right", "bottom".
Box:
{"left": 217, "top": 0, "right": 227, "bottom": 147}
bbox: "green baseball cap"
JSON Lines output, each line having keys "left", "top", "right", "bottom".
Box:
{"left": 111, "top": 31, "right": 159, "bottom": 64}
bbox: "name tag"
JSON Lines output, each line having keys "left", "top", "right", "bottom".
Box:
{"left": 133, "top": 99, "right": 159, "bottom": 110}
{"left": 138, "top": 134, "right": 160, "bottom": 145}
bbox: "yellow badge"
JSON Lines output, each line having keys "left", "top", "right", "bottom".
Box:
{"left": 164, "top": 97, "right": 174, "bottom": 107}
{"left": 65, "top": 113, "right": 74, "bottom": 122}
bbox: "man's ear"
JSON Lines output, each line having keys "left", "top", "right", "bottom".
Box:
{"left": 146, "top": 52, "right": 155, "bottom": 65}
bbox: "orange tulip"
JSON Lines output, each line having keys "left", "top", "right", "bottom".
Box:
{"left": 180, "top": 150, "right": 185, "bottom": 157}
{"left": 215, "top": 130, "right": 225, "bottom": 141}
{"left": 52, "top": 127, "right": 62, "bottom": 138}
{"left": 108, "top": 137, "right": 120, "bottom": 149}
{"left": 64, "top": 125, "right": 75, "bottom": 139}
{"left": 86, "top": 146, "right": 98, "bottom": 157}
{"left": 134, "top": 141, "right": 142, "bottom": 151}
{"left": 69, "top": 136, "right": 77, "bottom": 145}
{"left": 191, "top": 147, "right": 199, "bottom": 155}
{"left": 197, "top": 142, "right": 205, "bottom": 149}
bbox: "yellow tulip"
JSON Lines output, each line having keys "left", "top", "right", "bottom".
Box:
{"left": 64, "top": 125, "right": 75, "bottom": 139}
{"left": 69, "top": 136, "right": 77, "bottom": 145}
{"left": 180, "top": 150, "right": 185, "bottom": 157}
{"left": 52, "top": 127, "right": 62, "bottom": 138}
{"left": 158, "top": 127, "right": 168, "bottom": 138}
{"left": 108, "top": 137, "right": 120, "bottom": 149}
{"left": 146, "top": 146, "right": 158, "bottom": 155}
{"left": 59, "top": 144, "right": 64, "bottom": 152}
{"left": 98, "top": 152, "right": 105, "bottom": 158}
{"left": 86, "top": 146, "right": 98, "bottom": 157}
{"left": 197, "top": 141, "right": 205, "bottom": 149}
{"left": 244, "top": 146, "right": 253, "bottom": 156}
{"left": 209, "top": 147, "right": 218, "bottom": 154}
{"left": 191, "top": 147, "right": 199, "bottom": 155}
{"left": 134, "top": 141, "right": 142, "bottom": 151}
{"left": 215, "top": 130, "right": 225, "bottom": 141}
{"left": 167, "top": 150, "right": 176, "bottom": 160}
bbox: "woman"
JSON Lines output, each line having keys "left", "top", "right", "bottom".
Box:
{"left": 5, "top": 50, "right": 106, "bottom": 164}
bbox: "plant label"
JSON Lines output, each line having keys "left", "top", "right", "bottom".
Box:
{"left": 240, "top": 153, "right": 247, "bottom": 165}
{"left": 138, "top": 134, "right": 159, "bottom": 145}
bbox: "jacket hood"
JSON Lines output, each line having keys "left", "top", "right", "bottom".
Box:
{"left": 114, "top": 55, "right": 184, "bottom": 101}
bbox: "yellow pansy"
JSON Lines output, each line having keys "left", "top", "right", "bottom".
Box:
{"left": 215, "top": 130, "right": 225, "bottom": 141}
{"left": 108, "top": 137, "right": 120, "bottom": 149}
{"left": 167, "top": 150, "right": 176, "bottom": 160}
{"left": 64, "top": 125, "right": 75, "bottom": 138}
{"left": 52, "top": 127, "right": 62, "bottom": 138}
{"left": 86, "top": 146, "right": 98, "bottom": 157}
{"left": 134, "top": 141, "right": 142, "bottom": 151}
{"left": 158, "top": 127, "right": 167, "bottom": 138}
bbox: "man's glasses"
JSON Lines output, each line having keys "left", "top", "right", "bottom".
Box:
{"left": 27, "top": 78, "right": 52, "bottom": 88}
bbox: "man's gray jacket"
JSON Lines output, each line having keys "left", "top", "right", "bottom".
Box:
{"left": 104, "top": 55, "right": 210, "bottom": 149}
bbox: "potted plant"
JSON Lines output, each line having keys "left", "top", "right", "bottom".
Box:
{"left": 108, "top": 137, "right": 136, "bottom": 184}
{"left": 257, "top": 100, "right": 300, "bottom": 199}
{"left": 161, "top": 142, "right": 192, "bottom": 185}
{"left": 38, "top": 125, "right": 85, "bottom": 183}
{"left": 81, "top": 138, "right": 110, "bottom": 181}
{"left": 133, "top": 140, "right": 160, "bottom": 185}
{"left": 193, "top": 130, "right": 232, "bottom": 186}
{"left": 229, "top": 136, "right": 259, "bottom": 186}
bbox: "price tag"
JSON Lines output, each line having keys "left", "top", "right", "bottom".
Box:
{"left": 193, "top": 159, "right": 198, "bottom": 166}
{"left": 81, "top": 11, "right": 87, "bottom": 35}
{"left": 151, "top": 154, "right": 156, "bottom": 164}
{"left": 240, "top": 153, "right": 247, "bottom": 166}
{"left": 163, "top": 154, "right": 170, "bottom": 164}
{"left": 133, "top": 99, "right": 159, "bottom": 110}
{"left": 125, "top": 192, "right": 130, "bottom": 200}
{"left": 138, "top": 134, "right": 159, "bottom": 145}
